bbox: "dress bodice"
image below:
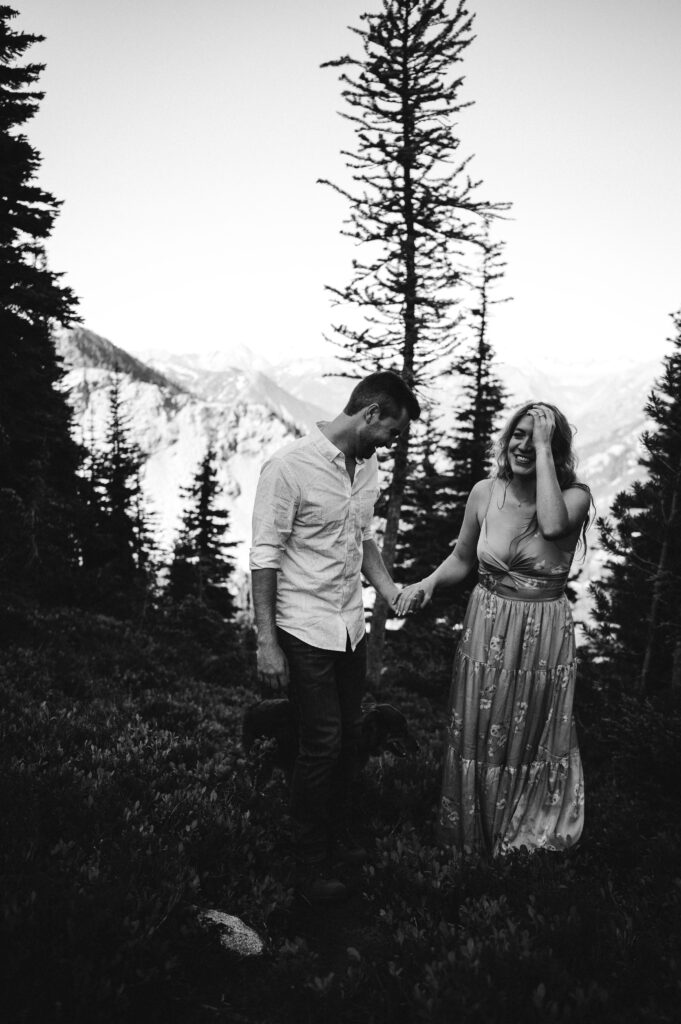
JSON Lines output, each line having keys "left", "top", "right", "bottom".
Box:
{"left": 477, "top": 479, "right": 573, "bottom": 600}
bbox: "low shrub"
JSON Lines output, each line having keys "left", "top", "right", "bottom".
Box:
{"left": 1, "top": 599, "right": 680, "bottom": 1022}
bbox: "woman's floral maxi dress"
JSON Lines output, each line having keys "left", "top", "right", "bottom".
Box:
{"left": 436, "top": 482, "right": 585, "bottom": 855}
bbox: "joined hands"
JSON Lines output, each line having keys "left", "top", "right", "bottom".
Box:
{"left": 393, "top": 580, "right": 434, "bottom": 617}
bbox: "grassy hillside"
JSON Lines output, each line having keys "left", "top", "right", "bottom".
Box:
{"left": 1, "top": 600, "right": 680, "bottom": 1023}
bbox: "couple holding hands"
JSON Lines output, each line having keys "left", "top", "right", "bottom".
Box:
{"left": 250, "top": 371, "right": 591, "bottom": 903}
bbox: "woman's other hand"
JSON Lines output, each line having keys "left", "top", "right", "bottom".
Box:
{"left": 530, "top": 404, "right": 556, "bottom": 449}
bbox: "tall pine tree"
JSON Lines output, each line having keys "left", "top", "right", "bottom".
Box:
{"left": 394, "top": 230, "right": 507, "bottom": 643}
{"left": 448, "top": 222, "right": 508, "bottom": 496}
{"left": 588, "top": 309, "right": 681, "bottom": 692}
{"left": 83, "top": 373, "right": 155, "bottom": 613}
{"left": 321, "top": 0, "right": 507, "bottom": 680}
{"left": 0, "top": 6, "right": 82, "bottom": 596}
{"left": 169, "top": 447, "right": 236, "bottom": 619}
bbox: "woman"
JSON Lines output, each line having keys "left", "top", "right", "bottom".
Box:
{"left": 396, "top": 402, "right": 592, "bottom": 856}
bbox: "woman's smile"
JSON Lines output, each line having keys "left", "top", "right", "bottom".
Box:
{"left": 511, "top": 448, "right": 535, "bottom": 469}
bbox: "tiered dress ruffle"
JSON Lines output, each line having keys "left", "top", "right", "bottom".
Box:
{"left": 436, "top": 499, "right": 585, "bottom": 856}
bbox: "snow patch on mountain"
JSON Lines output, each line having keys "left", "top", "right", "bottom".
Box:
{"left": 56, "top": 330, "right": 317, "bottom": 573}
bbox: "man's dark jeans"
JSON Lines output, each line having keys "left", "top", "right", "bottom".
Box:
{"left": 277, "top": 627, "right": 367, "bottom": 866}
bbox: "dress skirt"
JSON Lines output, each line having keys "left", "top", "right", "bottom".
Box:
{"left": 436, "top": 579, "right": 585, "bottom": 856}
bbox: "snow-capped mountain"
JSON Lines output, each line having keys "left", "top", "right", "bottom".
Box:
{"left": 56, "top": 327, "right": 661, "bottom": 620}
{"left": 141, "top": 348, "right": 338, "bottom": 433}
{"left": 56, "top": 329, "right": 327, "bottom": 581}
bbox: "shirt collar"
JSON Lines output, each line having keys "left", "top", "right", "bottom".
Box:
{"left": 312, "top": 422, "right": 366, "bottom": 466}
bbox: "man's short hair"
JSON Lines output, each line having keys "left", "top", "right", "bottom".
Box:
{"left": 344, "top": 371, "right": 421, "bottom": 421}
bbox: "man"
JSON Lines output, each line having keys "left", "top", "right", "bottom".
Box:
{"left": 249, "top": 370, "right": 421, "bottom": 903}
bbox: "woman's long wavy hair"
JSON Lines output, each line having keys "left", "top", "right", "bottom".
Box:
{"left": 492, "top": 401, "right": 594, "bottom": 555}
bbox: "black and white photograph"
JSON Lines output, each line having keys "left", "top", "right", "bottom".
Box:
{"left": 2, "top": 1, "right": 680, "bottom": 1021}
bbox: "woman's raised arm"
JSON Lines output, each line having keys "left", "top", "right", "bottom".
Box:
{"left": 531, "top": 405, "right": 590, "bottom": 539}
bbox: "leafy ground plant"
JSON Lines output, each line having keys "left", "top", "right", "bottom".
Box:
{"left": 1, "top": 599, "right": 680, "bottom": 1022}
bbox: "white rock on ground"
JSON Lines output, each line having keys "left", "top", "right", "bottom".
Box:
{"left": 197, "top": 909, "right": 265, "bottom": 957}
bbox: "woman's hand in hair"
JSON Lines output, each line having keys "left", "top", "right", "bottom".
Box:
{"left": 530, "top": 404, "right": 555, "bottom": 450}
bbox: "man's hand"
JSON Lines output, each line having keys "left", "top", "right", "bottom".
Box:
{"left": 256, "top": 638, "right": 290, "bottom": 696}
{"left": 393, "top": 579, "right": 433, "bottom": 616}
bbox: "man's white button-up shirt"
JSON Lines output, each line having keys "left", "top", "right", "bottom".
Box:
{"left": 249, "top": 423, "right": 379, "bottom": 652}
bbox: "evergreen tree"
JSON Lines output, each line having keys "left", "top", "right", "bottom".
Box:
{"left": 321, "top": 0, "right": 507, "bottom": 680}
{"left": 588, "top": 309, "right": 681, "bottom": 692}
{"left": 83, "top": 373, "right": 155, "bottom": 612}
{"left": 393, "top": 403, "right": 449, "bottom": 584}
{"left": 388, "top": 406, "right": 462, "bottom": 654}
{"left": 394, "top": 233, "right": 507, "bottom": 641}
{"left": 169, "top": 447, "right": 236, "bottom": 618}
{"left": 448, "top": 222, "right": 509, "bottom": 496}
{"left": 102, "top": 374, "right": 150, "bottom": 579}
{"left": 0, "top": 6, "right": 82, "bottom": 595}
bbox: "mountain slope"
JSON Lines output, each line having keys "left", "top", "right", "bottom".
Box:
{"left": 56, "top": 328, "right": 660, "bottom": 620}
{"left": 56, "top": 331, "right": 323, "bottom": 583}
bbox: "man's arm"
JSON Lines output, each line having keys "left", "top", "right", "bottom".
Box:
{"left": 249, "top": 458, "right": 298, "bottom": 696}
{"left": 361, "top": 538, "right": 399, "bottom": 608}
{"left": 251, "top": 568, "right": 289, "bottom": 694}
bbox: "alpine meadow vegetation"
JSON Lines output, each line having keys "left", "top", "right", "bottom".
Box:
{"left": 3, "top": 600, "right": 681, "bottom": 1022}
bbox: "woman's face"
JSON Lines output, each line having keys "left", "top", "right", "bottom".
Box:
{"left": 507, "top": 413, "right": 536, "bottom": 477}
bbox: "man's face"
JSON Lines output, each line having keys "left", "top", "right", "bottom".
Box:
{"left": 358, "top": 406, "right": 410, "bottom": 459}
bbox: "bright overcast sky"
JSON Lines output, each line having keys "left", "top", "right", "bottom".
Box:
{"left": 15, "top": 0, "right": 681, "bottom": 368}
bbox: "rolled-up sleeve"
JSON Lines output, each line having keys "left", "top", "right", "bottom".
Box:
{"left": 249, "top": 458, "right": 299, "bottom": 570}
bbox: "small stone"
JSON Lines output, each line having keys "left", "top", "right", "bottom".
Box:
{"left": 197, "top": 909, "right": 265, "bottom": 957}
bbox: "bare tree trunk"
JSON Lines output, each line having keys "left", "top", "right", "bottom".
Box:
{"left": 367, "top": 433, "right": 411, "bottom": 686}
{"left": 366, "top": 64, "right": 418, "bottom": 689}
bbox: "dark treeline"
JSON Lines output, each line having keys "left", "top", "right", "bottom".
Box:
{"left": 0, "top": 1, "right": 237, "bottom": 624}
{"left": 2, "top": 3, "right": 681, "bottom": 1022}
{"left": 586, "top": 309, "right": 681, "bottom": 693}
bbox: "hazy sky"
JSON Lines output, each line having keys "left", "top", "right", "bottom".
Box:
{"left": 15, "top": 0, "right": 681, "bottom": 368}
